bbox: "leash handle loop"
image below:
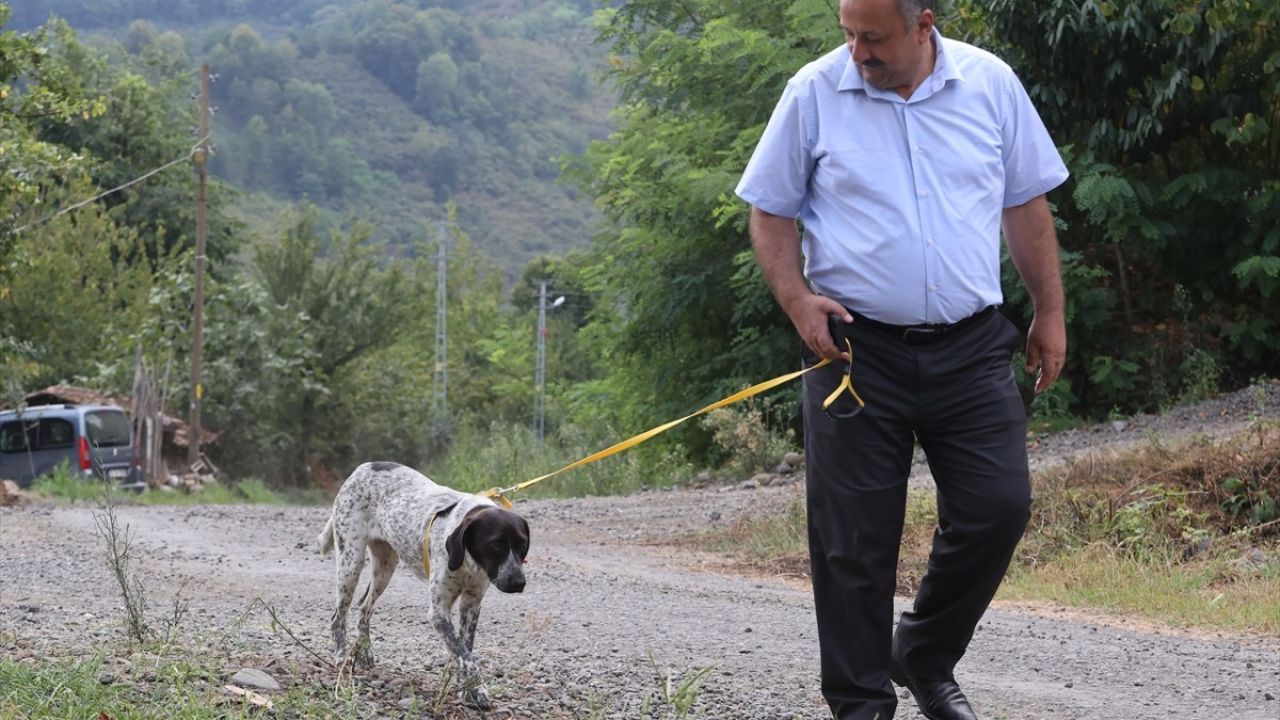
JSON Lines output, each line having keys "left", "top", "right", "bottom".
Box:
{"left": 821, "top": 338, "right": 866, "bottom": 417}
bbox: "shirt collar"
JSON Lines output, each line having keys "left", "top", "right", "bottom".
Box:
{"left": 837, "top": 28, "right": 963, "bottom": 99}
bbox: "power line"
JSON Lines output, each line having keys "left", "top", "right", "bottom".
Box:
{"left": 8, "top": 135, "right": 211, "bottom": 236}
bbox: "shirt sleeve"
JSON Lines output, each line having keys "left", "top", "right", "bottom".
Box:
{"left": 735, "top": 79, "right": 815, "bottom": 219}
{"left": 1000, "top": 72, "right": 1069, "bottom": 208}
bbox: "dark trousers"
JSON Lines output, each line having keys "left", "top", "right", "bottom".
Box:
{"left": 803, "top": 310, "right": 1032, "bottom": 720}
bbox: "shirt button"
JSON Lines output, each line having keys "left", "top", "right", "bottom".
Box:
{"left": 918, "top": 190, "right": 928, "bottom": 198}
{"left": 930, "top": 283, "right": 939, "bottom": 291}
{"left": 927, "top": 237, "right": 936, "bottom": 246}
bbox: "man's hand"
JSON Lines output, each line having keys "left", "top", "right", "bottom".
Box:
{"left": 1025, "top": 310, "right": 1066, "bottom": 393}
{"left": 748, "top": 207, "right": 853, "bottom": 362}
{"left": 789, "top": 294, "right": 852, "bottom": 362}
{"left": 1003, "top": 195, "right": 1067, "bottom": 394}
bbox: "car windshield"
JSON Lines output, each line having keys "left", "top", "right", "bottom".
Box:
{"left": 86, "top": 411, "right": 131, "bottom": 448}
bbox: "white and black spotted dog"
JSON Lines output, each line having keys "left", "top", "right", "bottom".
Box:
{"left": 317, "top": 461, "right": 530, "bottom": 709}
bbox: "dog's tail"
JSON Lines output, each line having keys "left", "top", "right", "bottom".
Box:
{"left": 317, "top": 514, "right": 336, "bottom": 555}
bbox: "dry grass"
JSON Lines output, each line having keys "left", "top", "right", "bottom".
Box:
{"left": 694, "top": 424, "right": 1279, "bottom": 634}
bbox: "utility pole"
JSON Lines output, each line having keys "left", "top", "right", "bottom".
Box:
{"left": 187, "top": 63, "right": 211, "bottom": 468}
{"left": 533, "top": 281, "right": 564, "bottom": 443}
{"left": 534, "top": 281, "right": 548, "bottom": 442}
{"left": 431, "top": 221, "right": 448, "bottom": 420}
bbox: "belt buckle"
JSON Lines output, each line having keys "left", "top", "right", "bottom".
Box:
{"left": 901, "top": 326, "right": 940, "bottom": 343}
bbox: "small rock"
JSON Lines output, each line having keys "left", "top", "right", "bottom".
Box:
{"left": 1112, "top": 420, "right": 1128, "bottom": 432}
{"left": 1182, "top": 538, "right": 1212, "bottom": 560}
{"left": 708, "top": 511, "right": 722, "bottom": 522}
{"left": 783, "top": 451, "right": 803, "bottom": 467}
{"left": 229, "top": 668, "right": 281, "bottom": 691}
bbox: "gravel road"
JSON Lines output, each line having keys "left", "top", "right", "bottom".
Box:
{"left": 2, "top": 381, "right": 1279, "bottom": 719}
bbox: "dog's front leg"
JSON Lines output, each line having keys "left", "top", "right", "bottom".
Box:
{"left": 457, "top": 589, "right": 486, "bottom": 653}
{"left": 430, "top": 595, "right": 492, "bottom": 710}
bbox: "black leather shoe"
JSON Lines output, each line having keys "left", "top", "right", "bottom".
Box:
{"left": 889, "top": 663, "right": 978, "bottom": 720}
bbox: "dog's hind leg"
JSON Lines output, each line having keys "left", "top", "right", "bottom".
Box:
{"left": 353, "top": 539, "right": 397, "bottom": 669}
{"left": 330, "top": 534, "right": 367, "bottom": 661}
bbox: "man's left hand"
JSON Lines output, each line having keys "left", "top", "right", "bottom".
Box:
{"left": 1025, "top": 311, "right": 1066, "bottom": 393}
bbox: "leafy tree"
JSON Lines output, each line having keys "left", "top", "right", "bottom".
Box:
{"left": 202, "top": 206, "right": 415, "bottom": 484}
{"left": 570, "top": 0, "right": 841, "bottom": 450}
{"left": 966, "top": 0, "right": 1279, "bottom": 409}
{"left": 415, "top": 51, "right": 459, "bottom": 123}
{"left": 0, "top": 8, "right": 105, "bottom": 237}
{"left": 0, "top": 192, "right": 185, "bottom": 399}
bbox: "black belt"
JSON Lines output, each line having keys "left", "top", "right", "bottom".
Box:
{"left": 851, "top": 306, "right": 997, "bottom": 345}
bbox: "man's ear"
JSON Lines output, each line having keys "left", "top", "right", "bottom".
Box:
{"left": 915, "top": 8, "right": 934, "bottom": 38}
{"left": 446, "top": 510, "right": 480, "bottom": 571}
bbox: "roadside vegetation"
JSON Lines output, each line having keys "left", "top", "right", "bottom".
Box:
{"left": 700, "top": 397, "right": 1279, "bottom": 636}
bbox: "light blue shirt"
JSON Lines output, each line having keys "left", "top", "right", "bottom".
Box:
{"left": 736, "top": 30, "right": 1069, "bottom": 325}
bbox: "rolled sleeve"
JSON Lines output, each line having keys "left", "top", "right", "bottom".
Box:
{"left": 1000, "top": 74, "right": 1069, "bottom": 208}
{"left": 735, "top": 80, "right": 815, "bottom": 218}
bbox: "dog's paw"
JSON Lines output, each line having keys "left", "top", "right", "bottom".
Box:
{"left": 352, "top": 636, "right": 374, "bottom": 669}
{"left": 466, "top": 686, "right": 493, "bottom": 710}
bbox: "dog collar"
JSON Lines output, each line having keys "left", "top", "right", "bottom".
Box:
{"left": 421, "top": 502, "right": 459, "bottom": 577}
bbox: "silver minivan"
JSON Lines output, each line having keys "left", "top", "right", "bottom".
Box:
{"left": 0, "top": 404, "right": 143, "bottom": 491}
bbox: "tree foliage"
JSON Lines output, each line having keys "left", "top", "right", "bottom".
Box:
{"left": 202, "top": 207, "right": 415, "bottom": 484}
{"left": 569, "top": 0, "right": 843, "bottom": 448}
{"left": 967, "top": 0, "right": 1279, "bottom": 408}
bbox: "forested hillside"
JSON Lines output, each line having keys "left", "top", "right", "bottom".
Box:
{"left": 11, "top": 0, "right": 613, "bottom": 269}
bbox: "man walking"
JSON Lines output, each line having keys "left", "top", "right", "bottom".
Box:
{"left": 735, "top": 0, "right": 1068, "bottom": 718}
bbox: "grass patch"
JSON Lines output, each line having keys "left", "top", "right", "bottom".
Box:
{"left": 1001, "top": 545, "right": 1279, "bottom": 634}
{"left": 32, "top": 472, "right": 329, "bottom": 507}
{"left": 0, "top": 652, "right": 364, "bottom": 720}
{"left": 694, "top": 424, "right": 1280, "bottom": 634}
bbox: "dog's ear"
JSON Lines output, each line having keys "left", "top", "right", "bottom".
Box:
{"left": 446, "top": 508, "right": 481, "bottom": 571}
{"left": 517, "top": 515, "right": 530, "bottom": 561}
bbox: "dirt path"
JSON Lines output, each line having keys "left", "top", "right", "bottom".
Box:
{"left": 2, "top": 383, "right": 1279, "bottom": 718}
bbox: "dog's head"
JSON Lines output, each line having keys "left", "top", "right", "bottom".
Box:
{"left": 446, "top": 506, "right": 530, "bottom": 593}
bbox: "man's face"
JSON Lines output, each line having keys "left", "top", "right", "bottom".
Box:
{"left": 840, "top": 0, "right": 933, "bottom": 94}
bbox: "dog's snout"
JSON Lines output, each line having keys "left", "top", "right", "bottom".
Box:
{"left": 493, "top": 556, "right": 526, "bottom": 593}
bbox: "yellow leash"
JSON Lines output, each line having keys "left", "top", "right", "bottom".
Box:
{"left": 479, "top": 350, "right": 863, "bottom": 508}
